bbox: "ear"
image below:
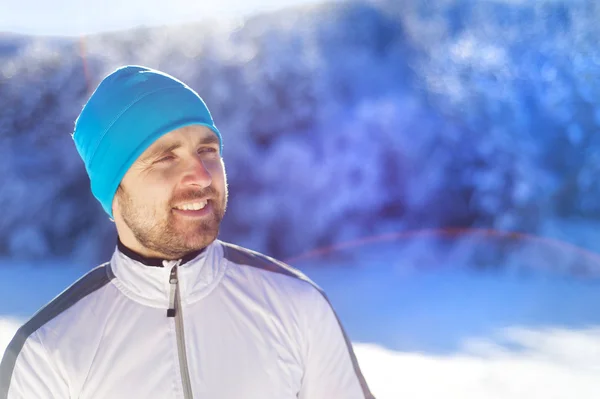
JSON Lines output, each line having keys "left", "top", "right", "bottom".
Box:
{"left": 111, "top": 185, "right": 122, "bottom": 221}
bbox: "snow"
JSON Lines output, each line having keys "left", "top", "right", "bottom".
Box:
{"left": 355, "top": 330, "right": 600, "bottom": 399}
{"left": 4, "top": 0, "right": 600, "bottom": 261}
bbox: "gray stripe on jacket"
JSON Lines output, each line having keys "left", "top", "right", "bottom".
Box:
{"left": 0, "top": 263, "right": 113, "bottom": 398}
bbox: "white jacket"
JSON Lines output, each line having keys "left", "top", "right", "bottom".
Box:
{"left": 0, "top": 240, "right": 374, "bottom": 398}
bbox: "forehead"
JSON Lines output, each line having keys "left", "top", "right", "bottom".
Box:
{"left": 151, "top": 124, "right": 217, "bottom": 147}
{"left": 134, "top": 124, "right": 219, "bottom": 166}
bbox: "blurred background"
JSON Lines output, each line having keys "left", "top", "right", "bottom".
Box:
{"left": 1, "top": 0, "right": 600, "bottom": 397}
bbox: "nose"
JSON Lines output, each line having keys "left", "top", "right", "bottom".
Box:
{"left": 181, "top": 156, "right": 212, "bottom": 188}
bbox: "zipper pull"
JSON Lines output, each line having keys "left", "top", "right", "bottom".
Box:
{"left": 166, "top": 260, "right": 182, "bottom": 317}
{"left": 167, "top": 265, "right": 178, "bottom": 317}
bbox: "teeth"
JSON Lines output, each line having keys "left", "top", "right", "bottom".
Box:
{"left": 176, "top": 200, "right": 207, "bottom": 211}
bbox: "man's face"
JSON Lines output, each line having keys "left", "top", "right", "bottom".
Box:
{"left": 113, "top": 125, "right": 228, "bottom": 259}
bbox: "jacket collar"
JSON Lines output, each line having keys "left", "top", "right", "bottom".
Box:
{"left": 109, "top": 239, "right": 228, "bottom": 308}
{"left": 116, "top": 238, "right": 206, "bottom": 267}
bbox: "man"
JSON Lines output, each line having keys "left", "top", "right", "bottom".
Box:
{"left": 0, "top": 66, "right": 374, "bottom": 398}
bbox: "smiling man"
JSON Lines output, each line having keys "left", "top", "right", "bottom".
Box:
{"left": 114, "top": 126, "right": 226, "bottom": 260}
{"left": 0, "top": 66, "right": 374, "bottom": 399}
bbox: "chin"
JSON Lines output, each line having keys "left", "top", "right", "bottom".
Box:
{"left": 186, "top": 231, "right": 219, "bottom": 248}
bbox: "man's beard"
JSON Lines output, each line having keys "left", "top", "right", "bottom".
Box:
{"left": 117, "top": 185, "right": 227, "bottom": 259}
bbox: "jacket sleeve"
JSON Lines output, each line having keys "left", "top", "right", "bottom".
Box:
{"left": 0, "top": 330, "right": 69, "bottom": 398}
{"left": 298, "top": 288, "right": 375, "bottom": 399}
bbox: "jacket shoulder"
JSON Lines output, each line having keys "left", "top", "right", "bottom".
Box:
{"left": 219, "top": 241, "right": 319, "bottom": 290}
{"left": 0, "top": 263, "right": 113, "bottom": 394}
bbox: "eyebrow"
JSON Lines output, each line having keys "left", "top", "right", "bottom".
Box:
{"left": 142, "top": 142, "right": 181, "bottom": 161}
{"left": 142, "top": 134, "right": 220, "bottom": 161}
{"left": 198, "top": 134, "right": 220, "bottom": 146}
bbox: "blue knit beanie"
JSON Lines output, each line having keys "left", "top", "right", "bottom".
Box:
{"left": 72, "top": 65, "right": 222, "bottom": 219}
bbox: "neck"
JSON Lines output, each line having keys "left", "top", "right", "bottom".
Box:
{"left": 117, "top": 238, "right": 206, "bottom": 267}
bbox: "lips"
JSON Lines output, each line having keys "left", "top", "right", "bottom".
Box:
{"left": 172, "top": 200, "right": 212, "bottom": 218}
{"left": 173, "top": 200, "right": 208, "bottom": 211}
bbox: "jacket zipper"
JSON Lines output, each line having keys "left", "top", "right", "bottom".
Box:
{"left": 167, "top": 261, "right": 194, "bottom": 399}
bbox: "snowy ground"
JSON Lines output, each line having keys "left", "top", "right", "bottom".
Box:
{"left": 309, "top": 268, "right": 600, "bottom": 398}
{"left": 2, "top": 225, "right": 600, "bottom": 398}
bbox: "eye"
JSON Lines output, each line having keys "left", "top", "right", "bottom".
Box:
{"left": 198, "top": 147, "right": 218, "bottom": 154}
{"left": 155, "top": 155, "right": 175, "bottom": 163}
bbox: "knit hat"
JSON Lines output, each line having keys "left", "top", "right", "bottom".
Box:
{"left": 72, "top": 65, "right": 222, "bottom": 219}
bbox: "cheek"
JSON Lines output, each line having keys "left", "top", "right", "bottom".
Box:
{"left": 121, "top": 167, "right": 176, "bottom": 213}
{"left": 132, "top": 181, "right": 172, "bottom": 210}
{"left": 151, "top": 186, "right": 173, "bottom": 208}
{"left": 210, "top": 161, "right": 227, "bottom": 189}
